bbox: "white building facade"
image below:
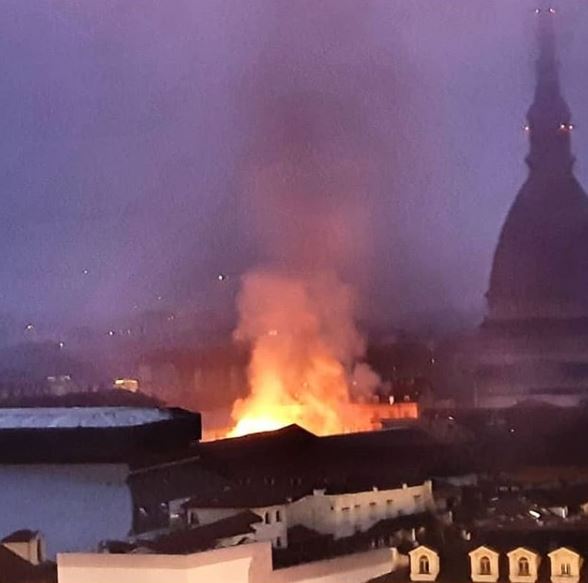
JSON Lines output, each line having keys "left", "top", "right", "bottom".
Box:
{"left": 185, "top": 480, "right": 434, "bottom": 550}
{"left": 288, "top": 481, "right": 434, "bottom": 539}
{"left": 58, "top": 541, "right": 397, "bottom": 583}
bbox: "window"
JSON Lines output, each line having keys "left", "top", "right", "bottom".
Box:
{"left": 419, "top": 555, "right": 430, "bottom": 575}
{"left": 386, "top": 502, "right": 394, "bottom": 517}
{"left": 518, "top": 557, "right": 530, "bottom": 576}
{"left": 264, "top": 512, "right": 271, "bottom": 525}
{"left": 561, "top": 563, "right": 571, "bottom": 576}
{"left": 275, "top": 510, "right": 282, "bottom": 522}
{"left": 480, "top": 556, "right": 492, "bottom": 575}
{"left": 187, "top": 511, "right": 199, "bottom": 526}
{"left": 369, "top": 501, "right": 378, "bottom": 519}
{"left": 276, "top": 536, "right": 283, "bottom": 548}
{"left": 341, "top": 507, "right": 350, "bottom": 523}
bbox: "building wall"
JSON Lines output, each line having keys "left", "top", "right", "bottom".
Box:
{"left": 252, "top": 505, "right": 288, "bottom": 548}
{"left": 3, "top": 534, "right": 45, "bottom": 565}
{"left": 0, "top": 464, "right": 132, "bottom": 558}
{"left": 289, "top": 482, "right": 433, "bottom": 539}
{"left": 273, "top": 547, "right": 396, "bottom": 583}
{"left": 58, "top": 544, "right": 269, "bottom": 583}
{"left": 189, "top": 508, "right": 237, "bottom": 527}
{"left": 58, "top": 542, "right": 395, "bottom": 583}
{"left": 188, "top": 505, "right": 288, "bottom": 548}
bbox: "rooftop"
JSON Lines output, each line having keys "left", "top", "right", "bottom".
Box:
{"left": 0, "top": 407, "right": 173, "bottom": 429}
{"left": 2, "top": 530, "right": 39, "bottom": 543}
{"left": 113, "top": 511, "right": 262, "bottom": 555}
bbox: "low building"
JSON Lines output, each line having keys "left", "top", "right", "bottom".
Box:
{"left": 58, "top": 541, "right": 397, "bottom": 583}
{"left": 183, "top": 480, "right": 434, "bottom": 550}
{"left": 287, "top": 482, "right": 434, "bottom": 540}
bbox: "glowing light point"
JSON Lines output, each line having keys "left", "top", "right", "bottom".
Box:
{"left": 108, "top": 330, "right": 115, "bottom": 337}
{"left": 58, "top": 341, "right": 65, "bottom": 349}
{"left": 549, "top": 8, "right": 556, "bottom": 14}
{"left": 217, "top": 273, "right": 227, "bottom": 282}
{"left": 82, "top": 269, "right": 89, "bottom": 275}
{"left": 524, "top": 125, "right": 531, "bottom": 132}
{"left": 25, "top": 324, "right": 34, "bottom": 331}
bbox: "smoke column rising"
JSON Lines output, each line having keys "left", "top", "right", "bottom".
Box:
{"left": 227, "top": 6, "right": 384, "bottom": 435}
{"left": 229, "top": 271, "right": 375, "bottom": 436}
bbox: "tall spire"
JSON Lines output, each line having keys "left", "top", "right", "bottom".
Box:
{"left": 526, "top": 4, "right": 574, "bottom": 173}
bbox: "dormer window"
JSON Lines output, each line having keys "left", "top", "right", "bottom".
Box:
{"left": 519, "top": 558, "right": 530, "bottom": 576}
{"left": 419, "top": 556, "right": 430, "bottom": 575}
{"left": 409, "top": 545, "right": 439, "bottom": 582}
{"left": 548, "top": 547, "right": 581, "bottom": 583}
{"left": 507, "top": 547, "right": 540, "bottom": 583}
{"left": 480, "top": 557, "right": 492, "bottom": 576}
{"left": 470, "top": 546, "right": 500, "bottom": 582}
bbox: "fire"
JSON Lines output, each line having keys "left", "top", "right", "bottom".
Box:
{"left": 226, "top": 271, "right": 378, "bottom": 438}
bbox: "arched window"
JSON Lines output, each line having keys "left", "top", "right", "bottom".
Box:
{"left": 480, "top": 556, "right": 492, "bottom": 575}
{"left": 275, "top": 510, "right": 282, "bottom": 522}
{"left": 561, "top": 563, "right": 571, "bottom": 576}
{"left": 519, "top": 557, "right": 530, "bottom": 576}
{"left": 264, "top": 512, "right": 270, "bottom": 525}
{"left": 419, "top": 555, "right": 430, "bottom": 575}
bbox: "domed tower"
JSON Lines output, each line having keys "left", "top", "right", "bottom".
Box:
{"left": 478, "top": 4, "right": 588, "bottom": 403}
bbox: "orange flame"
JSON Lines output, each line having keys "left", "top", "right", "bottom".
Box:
{"left": 227, "top": 271, "right": 377, "bottom": 438}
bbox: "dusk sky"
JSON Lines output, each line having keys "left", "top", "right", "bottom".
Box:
{"left": 3, "top": 0, "right": 588, "bottom": 333}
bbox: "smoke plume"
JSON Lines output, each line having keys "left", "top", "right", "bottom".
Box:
{"left": 229, "top": 270, "right": 376, "bottom": 436}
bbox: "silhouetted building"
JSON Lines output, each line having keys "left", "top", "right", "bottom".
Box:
{"left": 477, "top": 7, "right": 588, "bottom": 404}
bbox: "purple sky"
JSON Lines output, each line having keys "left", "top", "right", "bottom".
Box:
{"left": 2, "top": 0, "right": 588, "bottom": 333}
